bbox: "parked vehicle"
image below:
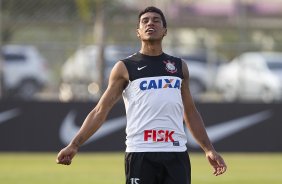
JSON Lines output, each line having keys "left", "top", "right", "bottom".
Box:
{"left": 1, "top": 45, "right": 50, "bottom": 100}
{"left": 181, "top": 53, "right": 224, "bottom": 98}
{"left": 182, "top": 59, "right": 210, "bottom": 99}
{"left": 60, "top": 45, "right": 136, "bottom": 101}
{"left": 60, "top": 45, "right": 215, "bottom": 101}
{"left": 215, "top": 52, "right": 282, "bottom": 102}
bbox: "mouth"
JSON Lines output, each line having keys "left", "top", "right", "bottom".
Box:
{"left": 146, "top": 28, "right": 156, "bottom": 33}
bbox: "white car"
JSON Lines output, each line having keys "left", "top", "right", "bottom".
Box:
{"left": 181, "top": 54, "right": 223, "bottom": 99}
{"left": 215, "top": 52, "right": 282, "bottom": 102}
{"left": 1, "top": 45, "right": 50, "bottom": 99}
{"left": 60, "top": 45, "right": 137, "bottom": 101}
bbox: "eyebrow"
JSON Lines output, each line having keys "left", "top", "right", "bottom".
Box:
{"left": 141, "top": 16, "right": 161, "bottom": 21}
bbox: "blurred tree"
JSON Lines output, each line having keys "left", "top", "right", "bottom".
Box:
{"left": 75, "top": 0, "right": 92, "bottom": 22}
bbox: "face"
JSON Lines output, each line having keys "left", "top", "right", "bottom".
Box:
{"left": 137, "top": 12, "right": 167, "bottom": 41}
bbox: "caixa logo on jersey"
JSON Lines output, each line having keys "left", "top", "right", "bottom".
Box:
{"left": 139, "top": 78, "right": 181, "bottom": 91}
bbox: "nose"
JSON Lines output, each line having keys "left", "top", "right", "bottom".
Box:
{"left": 147, "top": 18, "right": 155, "bottom": 26}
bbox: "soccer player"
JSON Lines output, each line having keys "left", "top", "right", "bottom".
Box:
{"left": 56, "top": 6, "right": 227, "bottom": 184}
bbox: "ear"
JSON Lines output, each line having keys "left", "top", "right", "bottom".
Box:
{"left": 163, "top": 28, "right": 167, "bottom": 36}
{"left": 136, "top": 28, "right": 141, "bottom": 38}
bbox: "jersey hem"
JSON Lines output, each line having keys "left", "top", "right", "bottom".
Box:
{"left": 125, "top": 146, "right": 187, "bottom": 152}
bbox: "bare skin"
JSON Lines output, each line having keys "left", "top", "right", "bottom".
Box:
{"left": 56, "top": 11, "right": 227, "bottom": 176}
{"left": 56, "top": 60, "right": 128, "bottom": 165}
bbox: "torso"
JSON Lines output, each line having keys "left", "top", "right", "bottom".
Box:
{"left": 122, "top": 52, "right": 187, "bottom": 152}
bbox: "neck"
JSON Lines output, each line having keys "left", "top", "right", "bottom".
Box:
{"left": 140, "top": 41, "right": 163, "bottom": 56}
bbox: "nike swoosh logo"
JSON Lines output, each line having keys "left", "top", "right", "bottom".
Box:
{"left": 59, "top": 110, "right": 272, "bottom": 147}
{"left": 185, "top": 110, "right": 272, "bottom": 148}
{"left": 0, "top": 109, "right": 21, "bottom": 125}
{"left": 137, "top": 66, "right": 147, "bottom": 70}
{"left": 59, "top": 111, "right": 127, "bottom": 145}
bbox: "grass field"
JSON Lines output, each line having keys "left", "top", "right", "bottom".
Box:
{"left": 0, "top": 152, "right": 281, "bottom": 184}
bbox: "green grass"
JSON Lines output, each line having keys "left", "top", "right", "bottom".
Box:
{"left": 0, "top": 152, "right": 281, "bottom": 184}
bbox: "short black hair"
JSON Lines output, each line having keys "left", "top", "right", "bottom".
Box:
{"left": 138, "top": 6, "right": 167, "bottom": 28}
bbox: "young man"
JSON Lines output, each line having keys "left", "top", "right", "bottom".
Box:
{"left": 57, "top": 6, "right": 227, "bottom": 184}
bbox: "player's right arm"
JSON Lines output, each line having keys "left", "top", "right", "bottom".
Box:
{"left": 56, "top": 61, "right": 129, "bottom": 165}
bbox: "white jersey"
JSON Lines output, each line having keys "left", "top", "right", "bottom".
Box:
{"left": 122, "top": 52, "right": 187, "bottom": 152}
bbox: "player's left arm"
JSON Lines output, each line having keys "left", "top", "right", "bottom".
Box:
{"left": 181, "top": 60, "right": 227, "bottom": 176}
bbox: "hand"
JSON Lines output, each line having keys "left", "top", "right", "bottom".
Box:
{"left": 206, "top": 150, "right": 227, "bottom": 176}
{"left": 56, "top": 144, "right": 78, "bottom": 165}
